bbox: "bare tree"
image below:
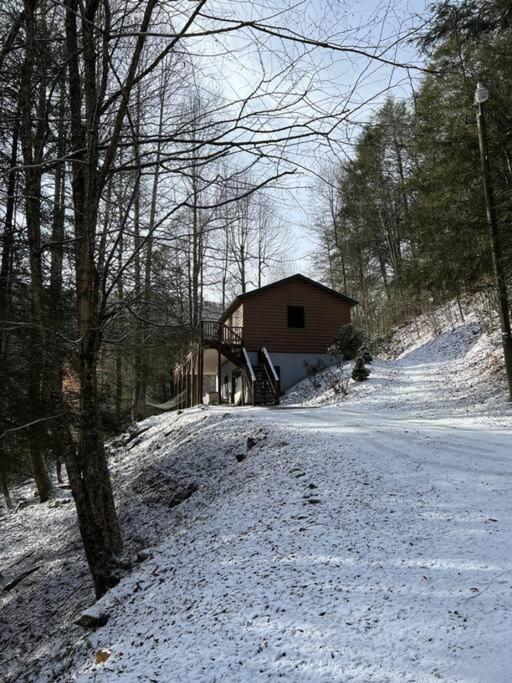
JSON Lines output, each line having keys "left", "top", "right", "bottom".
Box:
{"left": 1, "top": 0, "right": 428, "bottom": 595}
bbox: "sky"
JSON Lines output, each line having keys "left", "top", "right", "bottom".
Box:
{"left": 269, "top": 0, "right": 430, "bottom": 277}
{"left": 188, "top": 0, "right": 430, "bottom": 292}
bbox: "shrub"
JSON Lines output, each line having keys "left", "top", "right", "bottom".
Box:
{"left": 304, "top": 359, "right": 349, "bottom": 396}
{"left": 327, "top": 343, "right": 343, "bottom": 367}
{"left": 330, "top": 323, "right": 365, "bottom": 360}
{"left": 325, "top": 367, "right": 349, "bottom": 396}
{"left": 303, "top": 359, "right": 326, "bottom": 389}
{"left": 351, "top": 356, "right": 370, "bottom": 382}
{"left": 360, "top": 347, "right": 373, "bottom": 363}
{"left": 370, "top": 331, "right": 392, "bottom": 357}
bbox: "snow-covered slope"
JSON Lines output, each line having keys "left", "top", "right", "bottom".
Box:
{"left": 283, "top": 298, "right": 510, "bottom": 422}
{"left": 0, "top": 408, "right": 274, "bottom": 681}
{"left": 1, "top": 299, "right": 511, "bottom": 682}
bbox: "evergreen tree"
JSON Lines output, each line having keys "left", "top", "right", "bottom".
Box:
{"left": 352, "top": 357, "right": 370, "bottom": 382}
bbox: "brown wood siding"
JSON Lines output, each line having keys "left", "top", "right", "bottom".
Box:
{"left": 242, "top": 279, "right": 351, "bottom": 353}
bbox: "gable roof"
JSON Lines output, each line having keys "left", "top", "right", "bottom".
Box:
{"left": 219, "top": 273, "right": 358, "bottom": 322}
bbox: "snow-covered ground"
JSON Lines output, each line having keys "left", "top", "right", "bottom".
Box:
{"left": 1, "top": 300, "right": 512, "bottom": 682}
{"left": 283, "top": 299, "right": 509, "bottom": 422}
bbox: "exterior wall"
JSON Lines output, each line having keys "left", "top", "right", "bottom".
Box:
{"left": 220, "top": 351, "right": 335, "bottom": 395}
{"left": 218, "top": 358, "right": 236, "bottom": 394}
{"left": 226, "top": 304, "right": 243, "bottom": 329}
{"left": 218, "top": 358, "right": 245, "bottom": 403}
{"left": 216, "top": 351, "right": 331, "bottom": 399}
{"left": 246, "top": 351, "right": 258, "bottom": 366}
{"left": 242, "top": 279, "right": 351, "bottom": 353}
{"left": 267, "top": 352, "right": 335, "bottom": 391}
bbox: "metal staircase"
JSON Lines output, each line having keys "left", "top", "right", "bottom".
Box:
{"left": 253, "top": 365, "right": 276, "bottom": 405}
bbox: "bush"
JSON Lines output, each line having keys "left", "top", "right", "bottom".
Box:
{"left": 360, "top": 347, "right": 373, "bottom": 363}
{"left": 327, "top": 343, "right": 342, "bottom": 367}
{"left": 303, "top": 359, "right": 326, "bottom": 389}
{"left": 304, "top": 359, "right": 349, "bottom": 396}
{"left": 370, "top": 331, "right": 394, "bottom": 357}
{"left": 330, "top": 323, "right": 365, "bottom": 360}
{"left": 325, "top": 367, "right": 349, "bottom": 396}
{"left": 351, "top": 356, "right": 370, "bottom": 382}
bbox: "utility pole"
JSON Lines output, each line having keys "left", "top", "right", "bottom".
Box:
{"left": 475, "top": 82, "right": 512, "bottom": 401}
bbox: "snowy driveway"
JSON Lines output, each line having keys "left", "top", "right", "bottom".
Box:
{"left": 239, "top": 396, "right": 512, "bottom": 681}
{"left": 74, "top": 382, "right": 512, "bottom": 682}
{"left": 4, "top": 317, "right": 512, "bottom": 682}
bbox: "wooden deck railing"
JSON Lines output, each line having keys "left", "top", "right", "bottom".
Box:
{"left": 201, "top": 320, "right": 243, "bottom": 346}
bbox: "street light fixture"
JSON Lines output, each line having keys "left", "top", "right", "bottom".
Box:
{"left": 474, "top": 82, "right": 489, "bottom": 104}
{"left": 474, "top": 81, "right": 512, "bottom": 401}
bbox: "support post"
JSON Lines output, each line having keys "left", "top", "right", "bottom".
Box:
{"left": 198, "top": 350, "right": 204, "bottom": 404}
{"left": 186, "top": 358, "right": 190, "bottom": 407}
{"left": 217, "top": 349, "right": 222, "bottom": 405}
{"left": 475, "top": 85, "right": 512, "bottom": 400}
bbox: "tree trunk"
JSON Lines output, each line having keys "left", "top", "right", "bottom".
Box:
{"left": 47, "top": 84, "right": 68, "bottom": 480}
{"left": 65, "top": 0, "right": 123, "bottom": 596}
{"left": 240, "top": 243, "right": 246, "bottom": 293}
{"left": 115, "top": 234, "right": 124, "bottom": 422}
{"left": 133, "top": 101, "right": 163, "bottom": 419}
{"left": 20, "top": 0, "right": 55, "bottom": 502}
{"left": 0, "top": 451, "right": 13, "bottom": 510}
{"left": 29, "top": 448, "right": 54, "bottom": 501}
{"left": 0, "top": 105, "right": 20, "bottom": 483}
{"left": 115, "top": 352, "right": 123, "bottom": 421}
{"left": 0, "top": 103, "right": 19, "bottom": 359}
{"left": 132, "top": 95, "right": 145, "bottom": 423}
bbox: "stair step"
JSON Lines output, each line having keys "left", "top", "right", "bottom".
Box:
{"left": 251, "top": 363, "right": 276, "bottom": 405}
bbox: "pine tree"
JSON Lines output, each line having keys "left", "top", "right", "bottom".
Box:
{"left": 352, "top": 356, "right": 370, "bottom": 381}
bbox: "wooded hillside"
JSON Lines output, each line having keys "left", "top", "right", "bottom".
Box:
{"left": 312, "top": 0, "right": 512, "bottom": 338}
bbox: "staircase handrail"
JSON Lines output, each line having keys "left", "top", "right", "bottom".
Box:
{"left": 241, "top": 347, "right": 256, "bottom": 382}
{"left": 261, "top": 347, "right": 278, "bottom": 381}
{"left": 223, "top": 324, "right": 243, "bottom": 346}
{"left": 261, "top": 347, "right": 280, "bottom": 404}
{"left": 241, "top": 347, "right": 256, "bottom": 406}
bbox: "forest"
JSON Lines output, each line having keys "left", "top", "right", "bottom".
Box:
{"left": 0, "top": 0, "right": 511, "bottom": 602}
{"left": 312, "top": 0, "right": 512, "bottom": 339}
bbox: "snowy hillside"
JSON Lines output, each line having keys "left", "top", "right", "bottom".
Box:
{"left": 1, "top": 299, "right": 512, "bottom": 682}
{"left": 283, "top": 298, "right": 510, "bottom": 421}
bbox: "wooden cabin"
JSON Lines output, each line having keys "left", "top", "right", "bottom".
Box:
{"left": 173, "top": 274, "right": 357, "bottom": 408}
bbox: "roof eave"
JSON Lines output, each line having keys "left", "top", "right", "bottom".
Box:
{"left": 218, "top": 273, "right": 358, "bottom": 320}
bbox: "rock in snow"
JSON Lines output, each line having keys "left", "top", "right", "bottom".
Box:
{"left": 74, "top": 606, "right": 109, "bottom": 629}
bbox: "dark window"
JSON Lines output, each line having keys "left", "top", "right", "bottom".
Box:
{"left": 287, "top": 305, "right": 305, "bottom": 328}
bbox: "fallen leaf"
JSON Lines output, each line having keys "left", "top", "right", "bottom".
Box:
{"left": 95, "top": 649, "right": 111, "bottom": 664}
